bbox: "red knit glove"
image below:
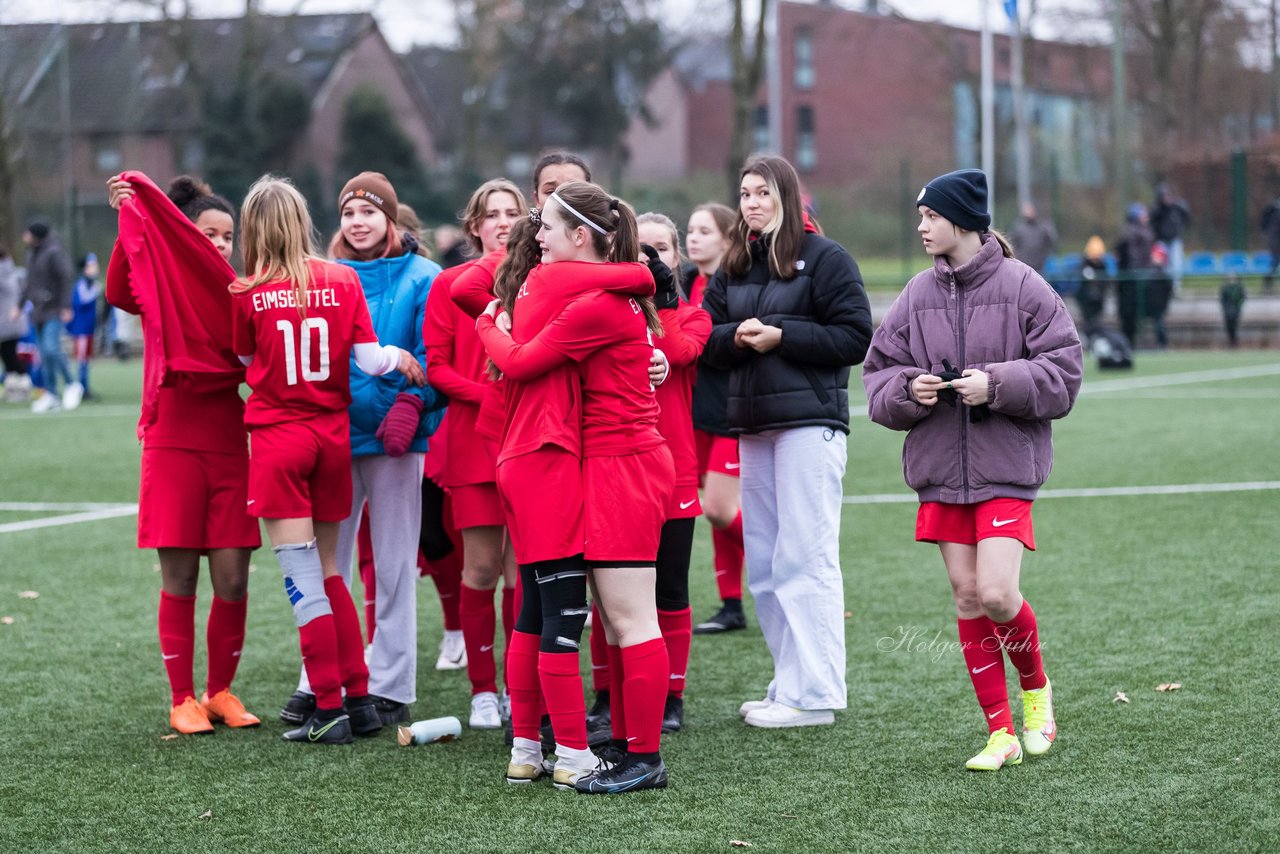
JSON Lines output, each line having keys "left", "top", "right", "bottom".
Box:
{"left": 375, "top": 393, "right": 425, "bottom": 457}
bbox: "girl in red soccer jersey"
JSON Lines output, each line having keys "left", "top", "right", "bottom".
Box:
{"left": 636, "top": 213, "right": 710, "bottom": 734}
{"left": 685, "top": 203, "right": 749, "bottom": 635}
{"left": 477, "top": 182, "right": 675, "bottom": 794}
{"left": 106, "top": 174, "right": 261, "bottom": 736}
{"left": 423, "top": 178, "right": 528, "bottom": 730}
{"left": 229, "top": 175, "right": 425, "bottom": 745}
{"left": 863, "top": 169, "right": 1082, "bottom": 770}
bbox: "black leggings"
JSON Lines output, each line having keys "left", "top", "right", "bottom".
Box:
{"left": 654, "top": 517, "right": 696, "bottom": 611}
{"left": 514, "top": 555, "right": 589, "bottom": 653}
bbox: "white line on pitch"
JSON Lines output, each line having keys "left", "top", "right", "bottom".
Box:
{"left": 842, "top": 481, "right": 1280, "bottom": 505}
{"left": 0, "top": 506, "right": 138, "bottom": 534}
{"left": 1079, "top": 363, "right": 1280, "bottom": 394}
{"left": 0, "top": 405, "right": 139, "bottom": 421}
{"left": 0, "top": 502, "right": 138, "bottom": 512}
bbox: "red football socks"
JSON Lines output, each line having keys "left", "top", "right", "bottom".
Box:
{"left": 713, "top": 512, "right": 745, "bottom": 601}
{"left": 506, "top": 630, "right": 542, "bottom": 741}
{"left": 621, "top": 638, "right": 669, "bottom": 754}
{"left": 589, "top": 605, "right": 610, "bottom": 692}
{"left": 958, "top": 616, "right": 1013, "bottom": 734}
{"left": 431, "top": 546, "right": 463, "bottom": 632}
{"left": 607, "top": 643, "right": 628, "bottom": 741}
{"left": 158, "top": 590, "right": 196, "bottom": 706}
{"left": 297, "top": 614, "right": 343, "bottom": 711}
{"left": 538, "top": 651, "right": 587, "bottom": 750}
{"left": 324, "top": 576, "right": 369, "bottom": 699}
{"left": 657, "top": 608, "right": 692, "bottom": 699}
{"left": 995, "top": 600, "right": 1047, "bottom": 691}
{"left": 205, "top": 594, "right": 246, "bottom": 697}
{"left": 460, "top": 583, "right": 498, "bottom": 695}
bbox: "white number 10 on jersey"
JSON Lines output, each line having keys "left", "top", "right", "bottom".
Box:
{"left": 276, "top": 317, "right": 331, "bottom": 385}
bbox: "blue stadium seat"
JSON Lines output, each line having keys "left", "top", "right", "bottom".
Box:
{"left": 1187, "top": 252, "right": 1219, "bottom": 276}
{"left": 1250, "top": 251, "right": 1273, "bottom": 274}
{"left": 1104, "top": 253, "right": 1118, "bottom": 277}
{"left": 1042, "top": 255, "right": 1063, "bottom": 277}
{"left": 1222, "top": 251, "right": 1249, "bottom": 274}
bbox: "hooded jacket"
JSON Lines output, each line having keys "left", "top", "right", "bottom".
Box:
{"left": 863, "top": 235, "right": 1083, "bottom": 503}
{"left": 24, "top": 233, "right": 74, "bottom": 325}
{"left": 338, "top": 246, "right": 446, "bottom": 456}
{"left": 702, "top": 232, "right": 872, "bottom": 435}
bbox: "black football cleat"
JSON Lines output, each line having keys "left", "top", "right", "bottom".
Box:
{"left": 280, "top": 690, "right": 316, "bottom": 725}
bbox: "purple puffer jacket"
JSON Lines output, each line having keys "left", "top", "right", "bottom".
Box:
{"left": 863, "top": 235, "right": 1083, "bottom": 503}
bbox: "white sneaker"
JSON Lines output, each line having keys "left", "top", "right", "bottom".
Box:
{"left": 31, "top": 391, "right": 61, "bottom": 414}
{"left": 551, "top": 745, "right": 601, "bottom": 791}
{"left": 744, "top": 702, "right": 835, "bottom": 729}
{"left": 436, "top": 630, "right": 467, "bottom": 670}
{"left": 739, "top": 697, "right": 773, "bottom": 718}
{"left": 61, "top": 381, "right": 84, "bottom": 411}
{"left": 499, "top": 690, "right": 511, "bottom": 723}
{"left": 469, "top": 691, "right": 502, "bottom": 729}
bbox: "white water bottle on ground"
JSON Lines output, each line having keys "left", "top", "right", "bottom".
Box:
{"left": 397, "top": 716, "right": 463, "bottom": 746}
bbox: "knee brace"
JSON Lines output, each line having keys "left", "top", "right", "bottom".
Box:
{"left": 534, "top": 557, "right": 589, "bottom": 654}
{"left": 514, "top": 563, "right": 544, "bottom": 635}
{"left": 655, "top": 518, "right": 696, "bottom": 611}
{"left": 274, "top": 540, "right": 331, "bottom": 628}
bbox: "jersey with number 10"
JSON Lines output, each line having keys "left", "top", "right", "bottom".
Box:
{"left": 232, "top": 259, "right": 378, "bottom": 428}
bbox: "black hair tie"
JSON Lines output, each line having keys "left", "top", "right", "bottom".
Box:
{"left": 609, "top": 198, "right": 620, "bottom": 212}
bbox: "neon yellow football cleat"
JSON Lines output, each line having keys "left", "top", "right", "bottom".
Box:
{"left": 965, "top": 728, "right": 1023, "bottom": 771}
{"left": 1022, "top": 680, "right": 1057, "bottom": 756}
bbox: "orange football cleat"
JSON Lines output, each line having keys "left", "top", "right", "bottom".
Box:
{"left": 201, "top": 690, "right": 261, "bottom": 728}
{"left": 170, "top": 696, "right": 215, "bottom": 735}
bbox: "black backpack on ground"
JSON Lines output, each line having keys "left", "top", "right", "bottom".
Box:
{"left": 1091, "top": 329, "right": 1134, "bottom": 369}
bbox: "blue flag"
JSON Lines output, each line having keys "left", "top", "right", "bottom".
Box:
{"left": 1004, "top": 0, "right": 1017, "bottom": 23}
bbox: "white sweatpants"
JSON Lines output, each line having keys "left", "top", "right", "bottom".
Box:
{"left": 739, "top": 426, "right": 848, "bottom": 710}
{"left": 298, "top": 453, "right": 424, "bottom": 704}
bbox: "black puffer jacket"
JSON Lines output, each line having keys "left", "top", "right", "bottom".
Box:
{"left": 702, "top": 233, "right": 872, "bottom": 434}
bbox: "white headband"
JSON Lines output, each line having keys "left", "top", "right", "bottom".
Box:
{"left": 550, "top": 190, "right": 608, "bottom": 235}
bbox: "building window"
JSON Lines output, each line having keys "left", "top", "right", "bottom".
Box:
{"left": 794, "top": 28, "right": 814, "bottom": 90}
{"left": 796, "top": 106, "right": 816, "bottom": 171}
{"left": 93, "top": 136, "right": 123, "bottom": 174}
{"left": 753, "top": 105, "right": 770, "bottom": 152}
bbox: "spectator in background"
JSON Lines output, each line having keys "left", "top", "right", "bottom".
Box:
{"left": 1260, "top": 196, "right": 1280, "bottom": 294}
{"left": 1151, "top": 183, "right": 1190, "bottom": 293}
{"left": 1220, "top": 274, "right": 1246, "bottom": 348}
{"left": 22, "top": 219, "right": 78, "bottom": 413}
{"left": 1, "top": 243, "right": 32, "bottom": 402}
{"left": 1076, "top": 235, "right": 1108, "bottom": 340}
{"left": 1009, "top": 202, "right": 1057, "bottom": 276}
{"left": 434, "top": 225, "right": 468, "bottom": 269}
{"left": 68, "top": 253, "right": 101, "bottom": 401}
{"left": 1114, "top": 203, "right": 1155, "bottom": 346}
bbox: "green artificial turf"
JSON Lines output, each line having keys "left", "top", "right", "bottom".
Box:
{"left": 1, "top": 353, "right": 1278, "bottom": 852}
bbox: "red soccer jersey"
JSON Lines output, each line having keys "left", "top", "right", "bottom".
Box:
{"left": 231, "top": 259, "right": 377, "bottom": 428}
{"left": 480, "top": 289, "right": 664, "bottom": 457}
{"left": 655, "top": 301, "right": 711, "bottom": 487}
{"left": 689, "top": 273, "right": 708, "bottom": 308}
{"left": 424, "top": 260, "right": 499, "bottom": 486}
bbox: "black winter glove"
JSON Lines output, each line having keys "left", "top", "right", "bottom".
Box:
{"left": 937, "top": 358, "right": 990, "bottom": 422}
{"left": 641, "top": 244, "right": 679, "bottom": 311}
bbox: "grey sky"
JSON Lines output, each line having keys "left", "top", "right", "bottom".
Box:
{"left": 0, "top": 0, "right": 1040, "bottom": 53}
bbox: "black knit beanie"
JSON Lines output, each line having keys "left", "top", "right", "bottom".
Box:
{"left": 26, "top": 220, "right": 50, "bottom": 241}
{"left": 916, "top": 169, "right": 991, "bottom": 232}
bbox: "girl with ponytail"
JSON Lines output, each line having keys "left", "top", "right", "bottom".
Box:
{"left": 474, "top": 180, "right": 674, "bottom": 794}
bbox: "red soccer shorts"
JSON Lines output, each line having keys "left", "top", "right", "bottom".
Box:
{"left": 667, "top": 483, "right": 702, "bottom": 520}
{"left": 916, "top": 497, "right": 1036, "bottom": 550}
{"left": 247, "top": 415, "right": 353, "bottom": 522}
{"left": 584, "top": 445, "right": 675, "bottom": 563}
{"left": 696, "top": 430, "right": 740, "bottom": 481}
{"left": 138, "top": 447, "right": 261, "bottom": 550}
{"left": 496, "top": 447, "right": 584, "bottom": 564}
{"left": 451, "top": 482, "right": 506, "bottom": 530}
